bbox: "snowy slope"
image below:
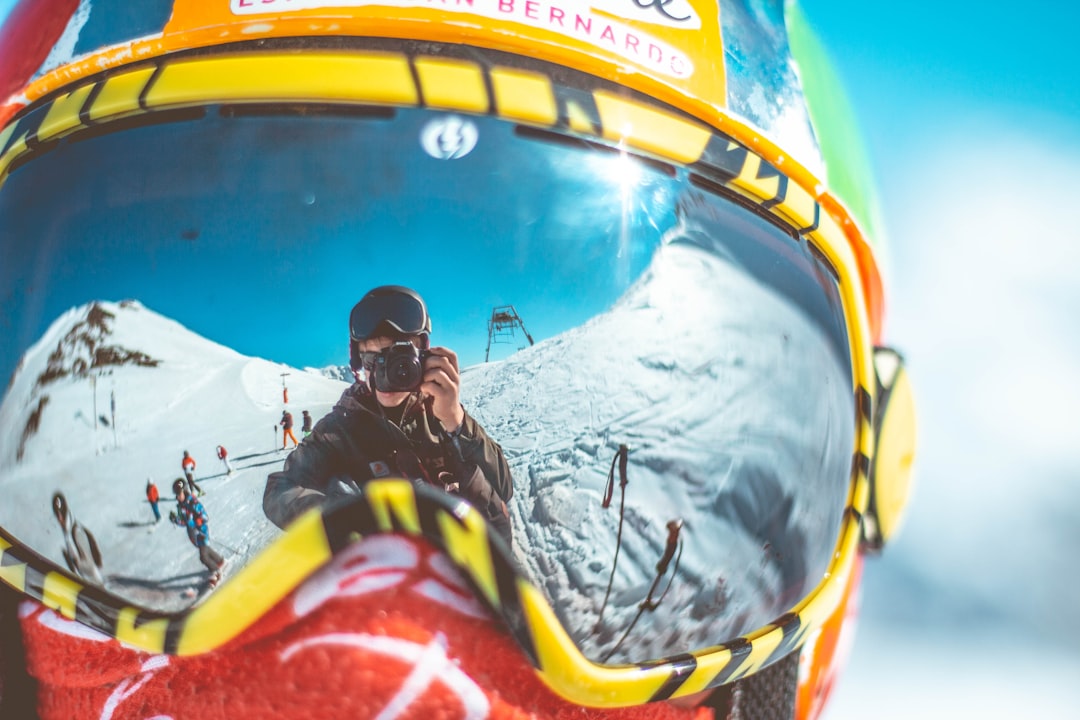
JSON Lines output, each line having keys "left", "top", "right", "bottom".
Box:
{"left": 0, "top": 300, "right": 349, "bottom": 611}
{"left": 463, "top": 240, "right": 853, "bottom": 662}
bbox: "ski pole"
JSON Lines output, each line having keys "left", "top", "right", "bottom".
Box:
{"left": 601, "top": 518, "right": 683, "bottom": 663}
{"left": 210, "top": 537, "right": 241, "bottom": 555}
{"left": 642, "top": 519, "right": 684, "bottom": 610}
{"left": 595, "top": 444, "right": 629, "bottom": 630}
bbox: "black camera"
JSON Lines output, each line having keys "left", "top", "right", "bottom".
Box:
{"left": 372, "top": 341, "right": 431, "bottom": 393}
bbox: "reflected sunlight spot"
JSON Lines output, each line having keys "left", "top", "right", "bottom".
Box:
{"left": 577, "top": 141, "right": 646, "bottom": 286}
{"left": 584, "top": 145, "right": 644, "bottom": 196}
{"left": 609, "top": 143, "right": 643, "bottom": 285}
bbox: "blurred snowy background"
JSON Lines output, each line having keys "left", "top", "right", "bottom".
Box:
{"left": 798, "top": 1, "right": 1080, "bottom": 717}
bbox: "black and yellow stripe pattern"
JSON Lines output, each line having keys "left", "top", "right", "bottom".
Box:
{"left": 0, "top": 45, "right": 880, "bottom": 707}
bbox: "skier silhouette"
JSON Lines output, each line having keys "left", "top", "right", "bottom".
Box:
{"left": 145, "top": 479, "right": 161, "bottom": 522}
{"left": 51, "top": 492, "right": 104, "bottom": 585}
{"left": 181, "top": 450, "right": 204, "bottom": 496}
{"left": 280, "top": 411, "right": 299, "bottom": 449}
{"left": 216, "top": 445, "right": 234, "bottom": 475}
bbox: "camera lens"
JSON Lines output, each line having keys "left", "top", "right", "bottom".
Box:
{"left": 375, "top": 343, "right": 423, "bottom": 392}
{"left": 388, "top": 356, "right": 420, "bottom": 388}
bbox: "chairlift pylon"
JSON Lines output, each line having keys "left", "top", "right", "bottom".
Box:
{"left": 485, "top": 305, "right": 534, "bottom": 362}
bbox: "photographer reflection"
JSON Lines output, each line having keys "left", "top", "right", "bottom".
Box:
{"left": 263, "top": 286, "right": 514, "bottom": 545}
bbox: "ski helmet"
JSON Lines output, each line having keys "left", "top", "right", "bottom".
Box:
{"left": 0, "top": 2, "right": 915, "bottom": 719}
{"left": 172, "top": 478, "right": 187, "bottom": 496}
{"left": 348, "top": 285, "right": 432, "bottom": 371}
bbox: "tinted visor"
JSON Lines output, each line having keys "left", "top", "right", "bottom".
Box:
{"left": 0, "top": 83, "right": 854, "bottom": 665}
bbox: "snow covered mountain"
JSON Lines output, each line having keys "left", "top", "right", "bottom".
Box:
{"left": 0, "top": 300, "right": 349, "bottom": 610}
{"left": 303, "top": 364, "right": 355, "bottom": 384}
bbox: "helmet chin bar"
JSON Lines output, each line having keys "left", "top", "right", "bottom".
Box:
{"left": 862, "top": 347, "right": 917, "bottom": 552}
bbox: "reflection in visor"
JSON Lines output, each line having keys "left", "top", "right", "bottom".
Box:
{"left": 0, "top": 103, "right": 853, "bottom": 664}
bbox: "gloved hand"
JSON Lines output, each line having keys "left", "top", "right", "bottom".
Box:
{"left": 327, "top": 476, "right": 362, "bottom": 500}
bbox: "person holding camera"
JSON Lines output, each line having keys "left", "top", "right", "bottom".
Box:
{"left": 263, "top": 285, "right": 513, "bottom": 546}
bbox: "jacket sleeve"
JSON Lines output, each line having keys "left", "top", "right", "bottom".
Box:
{"left": 263, "top": 411, "right": 359, "bottom": 529}
{"left": 265, "top": 440, "right": 329, "bottom": 529}
{"left": 454, "top": 411, "right": 513, "bottom": 503}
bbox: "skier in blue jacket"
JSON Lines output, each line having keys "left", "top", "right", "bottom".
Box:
{"left": 170, "top": 478, "right": 225, "bottom": 584}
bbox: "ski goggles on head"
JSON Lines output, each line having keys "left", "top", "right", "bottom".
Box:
{"left": 349, "top": 287, "right": 431, "bottom": 343}
{"left": 0, "top": 44, "right": 914, "bottom": 707}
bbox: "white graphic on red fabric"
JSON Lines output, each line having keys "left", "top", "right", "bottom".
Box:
{"left": 280, "top": 632, "right": 490, "bottom": 720}
{"left": 100, "top": 675, "right": 154, "bottom": 720}
{"left": 26, "top": 600, "right": 180, "bottom": 663}
{"left": 21, "top": 599, "right": 178, "bottom": 719}
{"left": 21, "top": 600, "right": 174, "bottom": 720}
{"left": 415, "top": 551, "right": 489, "bottom": 619}
{"left": 24, "top": 599, "right": 111, "bottom": 642}
{"left": 100, "top": 659, "right": 173, "bottom": 720}
{"left": 292, "top": 535, "right": 488, "bottom": 620}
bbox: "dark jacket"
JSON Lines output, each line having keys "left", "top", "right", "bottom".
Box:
{"left": 264, "top": 384, "right": 513, "bottom": 545}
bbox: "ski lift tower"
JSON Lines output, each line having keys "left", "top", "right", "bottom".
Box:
{"left": 485, "top": 305, "right": 534, "bottom": 362}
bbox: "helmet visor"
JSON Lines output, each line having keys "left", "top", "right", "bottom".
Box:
{"left": 0, "top": 87, "right": 855, "bottom": 665}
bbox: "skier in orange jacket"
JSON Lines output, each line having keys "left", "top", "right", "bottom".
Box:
{"left": 280, "top": 411, "right": 298, "bottom": 449}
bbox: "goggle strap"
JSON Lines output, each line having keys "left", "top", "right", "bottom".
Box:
{"left": 701, "top": 648, "right": 799, "bottom": 720}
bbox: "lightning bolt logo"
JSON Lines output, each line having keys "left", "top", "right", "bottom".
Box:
{"left": 421, "top": 115, "right": 479, "bottom": 160}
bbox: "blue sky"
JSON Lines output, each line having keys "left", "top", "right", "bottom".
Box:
{"left": 799, "top": 0, "right": 1080, "bottom": 221}
{"left": 799, "top": 1, "right": 1080, "bottom": 128}
{"left": 0, "top": 105, "right": 672, "bottom": 376}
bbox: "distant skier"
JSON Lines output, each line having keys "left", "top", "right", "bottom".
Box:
{"left": 216, "top": 445, "right": 234, "bottom": 475}
{"left": 181, "top": 450, "right": 204, "bottom": 496}
{"left": 280, "top": 410, "right": 298, "bottom": 449}
{"left": 51, "top": 492, "right": 104, "bottom": 585}
{"left": 300, "top": 410, "right": 313, "bottom": 439}
{"left": 169, "top": 478, "right": 225, "bottom": 585}
{"left": 145, "top": 478, "right": 161, "bottom": 522}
